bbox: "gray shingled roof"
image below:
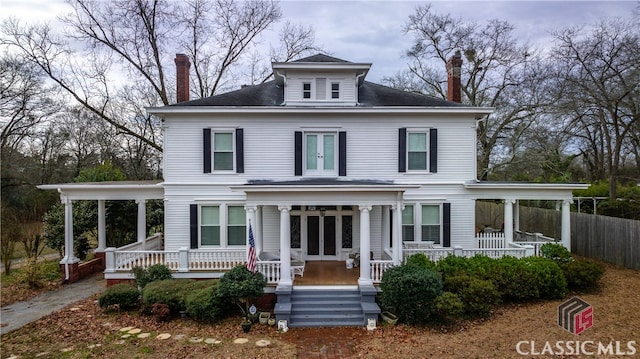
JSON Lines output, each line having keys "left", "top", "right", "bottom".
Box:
{"left": 292, "top": 54, "right": 351, "bottom": 63}
{"left": 173, "top": 80, "right": 461, "bottom": 107}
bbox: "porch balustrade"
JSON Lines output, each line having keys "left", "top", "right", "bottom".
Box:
{"left": 371, "top": 260, "right": 394, "bottom": 283}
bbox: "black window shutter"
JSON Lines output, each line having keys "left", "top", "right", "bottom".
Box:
{"left": 398, "top": 128, "right": 406, "bottom": 172}
{"left": 338, "top": 131, "right": 347, "bottom": 176}
{"left": 203, "top": 129, "right": 211, "bottom": 173}
{"left": 294, "top": 131, "right": 303, "bottom": 176}
{"left": 442, "top": 203, "right": 451, "bottom": 247}
{"left": 429, "top": 128, "right": 438, "bottom": 173}
{"left": 189, "top": 204, "right": 198, "bottom": 249}
{"left": 235, "top": 128, "right": 244, "bottom": 173}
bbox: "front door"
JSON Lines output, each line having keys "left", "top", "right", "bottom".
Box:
{"left": 307, "top": 215, "right": 337, "bottom": 260}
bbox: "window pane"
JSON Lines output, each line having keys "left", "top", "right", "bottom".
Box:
{"left": 214, "top": 153, "right": 233, "bottom": 170}
{"left": 201, "top": 226, "right": 220, "bottom": 245}
{"left": 228, "top": 226, "right": 246, "bottom": 245}
{"left": 408, "top": 152, "right": 427, "bottom": 170}
{"left": 342, "top": 215, "right": 353, "bottom": 248}
{"left": 201, "top": 206, "right": 219, "bottom": 226}
{"left": 422, "top": 205, "right": 440, "bottom": 225}
{"left": 306, "top": 135, "right": 317, "bottom": 170}
{"left": 214, "top": 133, "right": 232, "bottom": 151}
{"left": 408, "top": 133, "right": 427, "bottom": 151}
{"left": 402, "top": 205, "right": 414, "bottom": 224}
{"left": 291, "top": 216, "right": 301, "bottom": 248}
{"left": 323, "top": 135, "right": 335, "bottom": 170}
{"left": 228, "top": 206, "right": 245, "bottom": 225}
{"left": 422, "top": 225, "right": 440, "bottom": 243}
{"left": 402, "top": 225, "right": 415, "bottom": 241}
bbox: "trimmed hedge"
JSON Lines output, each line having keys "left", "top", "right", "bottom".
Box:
{"left": 379, "top": 264, "right": 443, "bottom": 324}
{"left": 561, "top": 258, "right": 605, "bottom": 292}
{"left": 444, "top": 275, "right": 500, "bottom": 318}
{"left": 141, "top": 279, "right": 205, "bottom": 314}
{"left": 522, "top": 256, "right": 567, "bottom": 299}
{"left": 99, "top": 283, "right": 140, "bottom": 310}
{"left": 185, "top": 283, "right": 225, "bottom": 323}
{"left": 133, "top": 264, "right": 173, "bottom": 290}
{"left": 540, "top": 243, "right": 572, "bottom": 263}
{"left": 405, "top": 253, "right": 437, "bottom": 271}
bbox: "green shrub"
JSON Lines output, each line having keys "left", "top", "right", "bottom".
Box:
{"left": 379, "top": 264, "right": 443, "bottom": 324}
{"left": 216, "top": 266, "right": 267, "bottom": 317}
{"left": 405, "top": 253, "right": 437, "bottom": 271}
{"left": 133, "top": 264, "right": 173, "bottom": 290}
{"left": 99, "top": 283, "right": 140, "bottom": 310}
{"left": 522, "top": 256, "right": 567, "bottom": 299}
{"left": 487, "top": 256, "right": 542, "bottom": 301}
{"left": 141, "top": 279, "right": 199, "bottom": 314}
{"left": 436, "top": 255, "right": 472, "bottom": 280}
{"left": 444, "top": 275, "right": 500, "bottom": 318}
{"left": 185, "top": 283, "right": 225, "bottom": 323}
{"left": 540, "top": 243, "right": 572, "bottom": 263}
{"left": 466, "top": 255, "right": 495, "bottom": 278}
{"left": 432, "top": 291, "right": 464, "bottom": 320}
{"left": 561, "top": 258, "right": 605, "bottom": 292}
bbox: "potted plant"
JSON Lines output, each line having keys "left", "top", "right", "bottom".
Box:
{"left": 216, "top": 265, "right": 267, "bottom": 333}
{"left": 380, "top": 311, "right": 398, "bottom": 325}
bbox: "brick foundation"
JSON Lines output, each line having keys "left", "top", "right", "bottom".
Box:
{"left": 60, "top": 257, "right": 105, "bottom": 283}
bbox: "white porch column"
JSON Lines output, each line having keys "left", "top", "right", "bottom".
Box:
{"left": 278, "top": 205, "right": 292, "bottom": 285}
{"left": 245, "top": 205, "right": 258, "bottom": 255}
{"left": 61, "top": 196, "right": 78, "bottom": 264}
{"left": 504, "top": 199, "right": 515, "bottom": 245}
{"left": 97, "top": 200, "right": 106, "bottom": 251}
{"left": 136, "top": 199, "right": 147, "bottom": 247}
{"left": 256, "top": 205, "right": 263, "bottom": 254}
{"left": 358, "top": 205, "right": 373, "bottom": 286}
{"left": 561, "top": 199, "right": 571, "bottom": 252}
{"left": 391, "top": 203, "right": 402, "bottom": 265}
{"left": 514, "top": 200, "right": 520, "bottom": 232}
{"left": 381, "top": 205, "right": 390, "bottom": 257}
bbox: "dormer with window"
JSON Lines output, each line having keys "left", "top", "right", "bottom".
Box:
{"left": 272, "top": 54, "right": 371, "bottom": 107}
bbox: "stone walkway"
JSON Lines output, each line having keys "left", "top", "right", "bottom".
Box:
{"left": 0, "top": 273, "right": 105, "bottom": 335}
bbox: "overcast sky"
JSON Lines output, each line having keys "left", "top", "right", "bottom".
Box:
{"left": 2, "top": 0, "right": 637, "bottom": 82}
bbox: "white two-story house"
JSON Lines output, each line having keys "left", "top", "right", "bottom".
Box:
{"left": 41, "top": 53, "right": 587, "bottom": 327}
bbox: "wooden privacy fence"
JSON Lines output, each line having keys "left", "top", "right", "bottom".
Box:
{"left": 571, "top": 212, "right": 640, "bottom": 270}
{"left": 477, "top": 201, "right": 639, "bottom": 270}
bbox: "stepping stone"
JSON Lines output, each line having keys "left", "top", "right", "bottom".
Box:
{"left": 36, "top": 352, "right": 50, "bottom": 357}
{"left": 121, "top": 334, "right": 131, "bottom": 339}
{"left": 61, "top": 347, "right": 73, "bottom": 352}
{"left": 128, "top": 328, "right": 142, "bottom": 334}
{"left": 69, "top": 307, "right": 81, "bottom": 311}
{"left": 205, "top": 338, "right": 221, "bottom": 345}
{"left": 189, "top": 337, "right": 203, "bottom": 343}
{"left": 255, "top": 339, "right": 271, "bottom": 347}
{"left": 119, "top": 326, "right": 134, "bottom": 332}
{"left": 173, "top": 334, "right": 186, "bottom": 340}
{"left": 156, "top": 333, "right": 171, "bottom": 340}
{"left": 114, "top": 340, "right": 126, "bottom": 345}
{"left": 137, "top": 333, "right": 151, "bottom": 339}
{"left": 6, "top": 356, "right": 18, "bottom": 359}
{"left": 233, "top": 338, "right": 249, "bottom": 344}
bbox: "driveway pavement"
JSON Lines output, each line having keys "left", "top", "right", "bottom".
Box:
{"left": 1, "top": 274, "right": 106, "bottom": 335}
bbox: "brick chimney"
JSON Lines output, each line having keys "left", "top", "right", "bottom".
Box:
{"left": 446, "top": 51, "right": 463, "bottom": 103}
{"left": 174, "top": 54, "right": 191, "bottom": 103}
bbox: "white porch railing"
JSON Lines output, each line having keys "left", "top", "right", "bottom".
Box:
{"left": 371, "top": 260, "right": 394, "bottom": 283}
{"left": 477, "top": 232, "right": 506, "bottom": 249}
{"left": 403, "top": 248, "right": 454, "bottom": 262}
{"left": 105, "top": 246, "right": 282, "bottom": 284}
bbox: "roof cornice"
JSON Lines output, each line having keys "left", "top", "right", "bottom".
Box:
{"left": 147, "top": 106, "right": 494, "bottom": 116}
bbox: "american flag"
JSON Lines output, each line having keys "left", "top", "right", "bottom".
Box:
{"left": 246, "top": 223, "right": 257, "bottom": 273}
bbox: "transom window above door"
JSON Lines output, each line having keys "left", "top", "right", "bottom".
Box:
{"left": 305, "top": 133, "right": 337, "bottom": 176}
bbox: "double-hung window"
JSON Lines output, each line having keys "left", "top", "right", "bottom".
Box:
{"left": 303, "top": 82, "right": 312, "bottom": 99}
{"left": 402, "top": 205, "right": 415, "bottom": 241}
{"left": 213, "top": 132, "right": 234, "bottom": 171}
{"left": 421, "top": 205, "right": 441, "bottom": 244}
{"left": 227, "top": 206, "right": 246, "bottom": 246}
{"left": 201, "top": 206, "right": 220, "bottom": 246}
{"left": 331, "top": 82, "right": 340, "bottom": 99}
{"left": 407, "top": 132, "right": 428, "bottom": 171}
{"left": 305, "top": 132, "right": 337, "bottom": 176}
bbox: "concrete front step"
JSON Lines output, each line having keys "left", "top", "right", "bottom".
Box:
{"left": 288, "top": 287, "right": 365, "bottom": 328}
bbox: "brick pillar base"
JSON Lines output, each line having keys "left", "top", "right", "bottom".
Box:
{"left": 60, "top": 262, "right": 80, "bottom": 283}
{"left": 93, "top": 251, "right": 106, "bottom": 271}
